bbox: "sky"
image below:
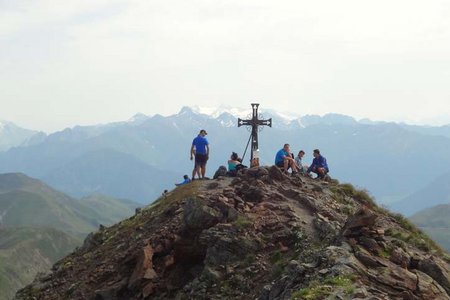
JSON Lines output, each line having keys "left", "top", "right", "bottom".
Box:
{"left": 1, "top": 0, "right": 450, "bottom": 132}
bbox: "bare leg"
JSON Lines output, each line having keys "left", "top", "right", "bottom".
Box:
{"left": 291, "top": 160, "right": 299, "bottom": 172}
{"left": 283, "top": 159, "right": 289, "bottom": 172}
{"left": 201, "top": 165, "right": 206, "bottom": 178}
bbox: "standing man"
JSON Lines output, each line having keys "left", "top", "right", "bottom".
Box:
{"left": 307, "top": 149, "right": 329, "bottom": 179}
{"left": 190, "top": 129, "right": 209, "bottom": 180}
{"left": 275, "top": 143, "right": 299, "bottom": 174}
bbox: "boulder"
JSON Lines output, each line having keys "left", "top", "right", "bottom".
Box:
{"left": 417, "top": 257, "right": 450, "bottom": 294}
{"left": 128, "top": 246, "right": 156, "bottom": 290}
{"left": 342, "top": 207, "right": 378, "bottom": 237}
{"left": 183, "top": 198, "right": 222, "bottom": 231}
{"left": 269, "top": 166, "right": 285, "bottom": 181}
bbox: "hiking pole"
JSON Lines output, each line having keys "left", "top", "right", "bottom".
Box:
{"left": 241, "top": 132, "right": 252, "bottom": 163}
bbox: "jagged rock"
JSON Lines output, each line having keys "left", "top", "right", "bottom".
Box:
{"left": 207, "top": 182, "right": 220, "bottom": 189}
{"left": 355, "top": 249, "right": 388, "bottom": 268}
{"left": 142, "top": 282, "right": 155, "bottom": 298}
{"left": 358, "top": 236, "right": 382, "bottom": 255}
{"left": 415, "top": 270, "right": 450, "bottom": 299}
{"left": 390, "top": 247, "right": 410, "bottom": 268}
{"left": 213, "top": 166, "right": 228, "bottom": 179}
{"left": 127, "top": 246, "right": 156, "bottom": 291}
{"left": 342, "top": 207, "right": 378, "bottom": 237}
{"left": 183, "top": 198, "right": 222, "bottom": 230}
{"left": 94, "top": 279, "right": 127, "bottom": 300}
{"left": 240, "top": 185, "right": 265, "bottom": 202}
{"left": 202, "top": 266, "right": 223, "bottom": 282}
{"left": 199, "top": 226, "right": 259, "bottom": 266}
{"left": 80, "top": 232, "right": 101, "bottom": 252}
{"left": 268, "top": 165, "right": 285, "bottom": 181}
{"left": 246, "top": 166, "right": 269, "bottom": 179}
{"left": 14, "top": 172, "right": 450, "bottom": 300}
{"left": 367, "top": 264, "right": 418, "bottom": 293}
{"left": 417, "top": 257, "right": 450, "bottom": 294}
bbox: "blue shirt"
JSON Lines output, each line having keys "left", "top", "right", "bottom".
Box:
{"left": 175, "top": 178, "right": 191, "bottom": 186}
{"left": 275, "top": 149, "right": 289, "bottom": 164}
{"left": 307, "top": 155, "right": 329, "bottom": 173}
{"left": 192, "top": 135, "right": 209, "bottom": 154}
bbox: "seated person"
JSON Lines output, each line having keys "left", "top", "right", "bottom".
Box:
{"left": 295, "top": 150, "right": 309, "bottom": 174}
{"left": 307, "top": 149, "right": 329, "bottom": 179}
{"left": 228, "top": 152, "right": 241, "bottom": 172}
{"left": 175, "top": 175, "right": 191, "bottom": 186}
{"left": 274, "top": 144, "right": 299, "bottom": 173}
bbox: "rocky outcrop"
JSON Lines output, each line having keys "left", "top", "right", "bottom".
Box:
{"left": 15, "top": 167, "right": 450, "bottom": 300}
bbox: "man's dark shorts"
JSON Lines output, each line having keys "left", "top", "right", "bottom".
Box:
{"left": 195, "top": 153, "right": 208, "bottom": 167}
{"left": 276, "top": 161, "right": 284, "bottom": 168}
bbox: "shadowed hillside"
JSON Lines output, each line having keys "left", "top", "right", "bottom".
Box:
{"left": 411, "top": 204, "right": 450, "bottom": 252}
{"left": 0, "top": 173, "right": 140, "bottom": 300}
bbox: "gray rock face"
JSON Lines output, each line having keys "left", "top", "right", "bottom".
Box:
{"left": 183, "top": 197, "right": 222, "bottom": 231}
{"left": 418, "top": 257, "right": 450, "bottom": 294}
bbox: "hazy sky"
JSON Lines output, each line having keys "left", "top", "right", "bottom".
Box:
{"left": 1, "top": 0, "right": 450, "bottom": 132}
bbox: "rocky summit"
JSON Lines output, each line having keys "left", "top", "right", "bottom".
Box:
{"left": 15, "top": 166, "right": 450, "bottom": 300}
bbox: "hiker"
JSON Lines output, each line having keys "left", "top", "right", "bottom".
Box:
{"left": 227, "top": 152, "right": 247, "bottom": 176}
{"left": 295, "top": 150, "right": 309, "bottom": 174}
{"left": 190, "top": 129, "right": 209, "bottom": 180}
{"left": 275, "top": 144, "right": 299, "bottom": 173}
{"left": 228, "top": 152, "right": 241, "bottom": 172}
{"left": 175, "top": 175, "right": 191, "bottom": 186}
{"left": 307, "top": 149, "right": 329, "bottom": 179}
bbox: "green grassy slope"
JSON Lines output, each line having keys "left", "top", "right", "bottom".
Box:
{"left": 0, "top": 227, "right": 80, "bottom": 300}
{"left": 0, "top": 173, "right": 140, "bottom": 299}
{"left": 0, "top": 174, "right": 140, "bottom": 238}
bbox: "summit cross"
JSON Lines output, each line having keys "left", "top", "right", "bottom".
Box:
{"left": 238, "top": 103, "right": 272, "bottom": 167}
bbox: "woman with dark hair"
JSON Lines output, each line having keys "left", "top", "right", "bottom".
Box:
{"left": 228, "top": 152, "right": 241, "bottom": 172}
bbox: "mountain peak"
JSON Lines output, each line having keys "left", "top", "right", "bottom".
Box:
{"left": 128, "top": 113, "right": 150, "bottom": 124}
{"left": 16, "top": 168, "right": 450, "bottom": 299}
{"left": 0, "top": 172, "right": 42, "bottom": 192}
{"left": 178, "top": 106, "right": 196, "bottom": 115}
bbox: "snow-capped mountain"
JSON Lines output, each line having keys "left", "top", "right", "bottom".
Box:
{"left": 2, "top": 106, "right": 450, "bottom": 214}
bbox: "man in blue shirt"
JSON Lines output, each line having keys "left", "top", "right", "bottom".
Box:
{"left": 190, "top": 129, "right": 209, "bottom": 180}
{"left": 307, "top": 149, "right": 329, "bottom": 179}
{"left": 275, "top": 144, "right": 299, "bottom": 173}
{"left": 175, "top": 175, "right": 191, "bottom": 186}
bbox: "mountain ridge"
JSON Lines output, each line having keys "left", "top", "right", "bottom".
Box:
{"left": 1, "top": 107, "right": 450, "bottom": 211}
{"left": 16, "top": 168, "right": 450, "bottom": 300}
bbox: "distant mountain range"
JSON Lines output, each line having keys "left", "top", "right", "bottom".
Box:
{"left": 390, "top": 171, "right": 450, "bottom": 216}
{"left": 1, "top": 107, "right": 450, "bottom": 214}
{"left": 0, "top": 121, "right": 42, "bottom": 152}
{"left": 0, "top": 173, "right": 139, "bottom": 300}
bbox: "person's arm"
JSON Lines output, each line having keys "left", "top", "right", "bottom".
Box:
{"left": 190, "top": 144, "right": 195, "bottom": 160}
{"left": 206, "top": 144, "right": 210, "bottom": 159}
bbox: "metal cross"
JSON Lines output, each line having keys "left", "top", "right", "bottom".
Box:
{"left": 238, "top": 103, "right": 272, "bottom": 167}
